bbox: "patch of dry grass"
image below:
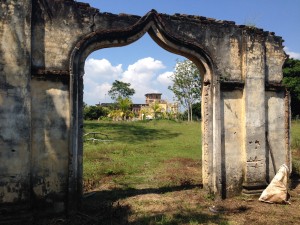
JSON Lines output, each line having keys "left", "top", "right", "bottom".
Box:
{"left": 31, "top": 120, "right": 300, "bottom": 224}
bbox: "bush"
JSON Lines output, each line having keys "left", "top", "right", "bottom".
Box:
{"left": 84, "top": 105, "right": 110, "bottom": 120}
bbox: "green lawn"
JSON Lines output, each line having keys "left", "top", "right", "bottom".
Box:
{"left": 78, "top": 120, "right": 300, "bottom": 225}
{"left": 83, "top": 120, "right": 202, "bottom": 191}
{"left": 83, "top": 120, "right": 300, "bottom": 191}
{"left": 291, "top": 120, "right": 300, "bottom": 147}
{"left": 291, "top": 120, "right": 300, "bottom": 175}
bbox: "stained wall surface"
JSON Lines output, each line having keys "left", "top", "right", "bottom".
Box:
{"left": 30, "top": 78, "right": 70, "bottom": 213}
{"left": 0, "top": 0, "right": 31, "bottom": 210}
{"left": 0, "top": 0, "right": 289, "bottom": 214}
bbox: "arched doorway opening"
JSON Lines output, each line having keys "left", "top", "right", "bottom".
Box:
{"left": 69, "top": 10, "right": 219, "bottom": 211}
{"left": 82, "top": 33, "right": 201, "bottom": 194}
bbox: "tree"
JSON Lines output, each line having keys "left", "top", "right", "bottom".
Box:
{"left": 83, "top": 105, "right": 110, "bottom": 120}
{"left": 117, "top": 97, "right": 133, "bottom": 120}
{"left": 109, "top": 97, "right": 133, "bottom": 121}
{"left": 282, "top": 58, "right": 300, "bottom": 118}
{"left": 192, "top": 102, "right": 201, "bottom": 120}
{"left": 150, "top": 101, "right": 162, "bottom": 119}
{"left": 108, "top": 109, "right": 123, "bottom": 121}
{"left": 108, "top": 80, "right": 135, "bottom": 101}
{"left": 140, "top": 107, "right": 152, "bottom": 120}
{"left": 182, "top": 102, "right": 201, "bottom": 121}
{"left": 168, "top": 59, "right": 201, "bottom": 121}
{"left": 83, "top": 101, "right": 87, "bottom": 109}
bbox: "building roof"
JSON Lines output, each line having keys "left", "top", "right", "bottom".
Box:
{"left": 145, "top": 93, "right": 162, "bottom": 96}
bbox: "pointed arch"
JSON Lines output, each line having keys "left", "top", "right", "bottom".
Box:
{"left": 68, "top": 10, "right": 221, "bottom": 211}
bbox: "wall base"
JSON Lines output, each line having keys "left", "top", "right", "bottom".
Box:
{"left": 242, "top": 182, "right": 267, "bottom": 196}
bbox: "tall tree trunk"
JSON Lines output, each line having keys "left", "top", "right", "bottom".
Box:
{"left": 190, "top": 102, "right": 193, "bottom": 122}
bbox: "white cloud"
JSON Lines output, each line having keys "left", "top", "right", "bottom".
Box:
{"left": 121, "top": 57, "right": 167, "bottom": 103}
{"left": 85, "top": 58, "right": 123, "bottom": 82}
{"left": 126, "top": 57, "right": 165, "bottom": 73}
{"left": 122, "top": 57, "right": 165, "bottom": 84}
{"left": 284, "top": 47, "right": 300, "bottom": 60}
{"left": 84, "top": 80, "right": 112, "bottom": 105}
{"left": 83, "top": 57, "right": 175, "bottom": 105}
{"left": 157, "top": 71, "right": 173, "bottom": 86}
{"left": 84, "top": 58, "right": 122, "bottom": 105}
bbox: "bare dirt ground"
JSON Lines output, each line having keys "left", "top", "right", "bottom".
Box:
{"left": 28, "top": 158, "right": 300, "bottom": 225}
{"left": 6, "top": 159, "right": 300, "bottom": 225}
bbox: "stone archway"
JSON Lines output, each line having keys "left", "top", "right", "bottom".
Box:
{"left": 0, "top": 0, "right": 289, "bottom": 215}
{"left": 69, "top": 10, "right": 218, "bottom": 211}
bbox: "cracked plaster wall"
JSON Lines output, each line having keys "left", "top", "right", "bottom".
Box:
{"left": 30, "top": 78, "right": 70, "bottom": 214}
{"left": 0, "top": 0, "right": 31, "bottom": 210}
{"left": 0, "top": 0, "right": 289, "bottom": 214}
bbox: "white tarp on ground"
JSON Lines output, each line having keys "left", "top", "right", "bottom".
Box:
{"left": 259, "top": 164, "right": 291, "bottom": 204}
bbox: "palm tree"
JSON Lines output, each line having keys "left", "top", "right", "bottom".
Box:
{"left": 108, "top": 109, "right": 123, "bottom": 121}
{"left": 150, "top": 101, "right": 162, "bottom": 119}
{"left": 117, "top": 97, "right": 132, "bottom": 120}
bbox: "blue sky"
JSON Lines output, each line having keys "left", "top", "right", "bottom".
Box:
{"left": 80, "top": 0, "right": 300, "bottom": 105}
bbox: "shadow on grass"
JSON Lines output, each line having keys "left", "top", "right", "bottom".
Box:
{"left": 76, "top": 184, "right": 230, "bottom": 225}
{"left": 84, "top": 121, "right": 181, "bottom": 143}
{"left": 30, "top": 185, "right": 236, "bottom": 225}
{"left": 133, "top": 212, "right": 228, "bottom": 225}
{"left": 290, "top": 171, "right": 300, "bottom": 190}
{"left": 83, "top": 184, "right": 203, "bottom": 203}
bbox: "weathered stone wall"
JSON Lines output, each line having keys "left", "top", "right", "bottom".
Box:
{"left": 221, "top": 90, "right": 244, "bottom": 197}
{"left": 31, "top": 0, "right": 140, "bottom": 71}
{"left": 0, "top": 0, "right": 31, "bottom": 210}
{"left": 30, "top": 77, "right": 70, "bottom": 213}
{"left": 266, "top": 91, "right": 287, "bottom": 180}
{"left": 29, "top": 0, "right": 142, "bottom": 212}
{"left": 159, "top": 14, "right": 244, "bottom": 81}
{"left": 0, "top": 0, "right": 289, "bottom": 215}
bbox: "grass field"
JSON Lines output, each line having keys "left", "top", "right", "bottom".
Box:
{"left": 291, "top": 120, "right": 300, "bottom": 175}
{"left": 83, "top": 120, "right": 300, "bottom": 191}
{"left": 76, "top": 120, "right": 300, "bottom": 225}
{"left": 83, "top": 120, "right": 202, "bottom": 191}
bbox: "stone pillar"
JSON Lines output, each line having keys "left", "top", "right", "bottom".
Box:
{"left": 0, "top": 0, "right": 32, "bottom": 209}
{"left": 242, "top": 34, "right": 268, "bottom": 194}
{"left": 202, "top": 82, "right": 214, "bottom": 192}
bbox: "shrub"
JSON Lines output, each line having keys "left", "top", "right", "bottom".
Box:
{"left": 84, "top": 105, "right": 110, "bottom": 120}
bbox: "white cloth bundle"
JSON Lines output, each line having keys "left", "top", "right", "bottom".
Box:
{"left": 259, "top": 164, "right": 290, "bottom": 204}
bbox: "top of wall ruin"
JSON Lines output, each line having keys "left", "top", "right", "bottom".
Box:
{"left": 32, "top": 0, "right": 286, "bottom": 83}
{"left": 54, "top": 0, "right": 285, "bottom": 40}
